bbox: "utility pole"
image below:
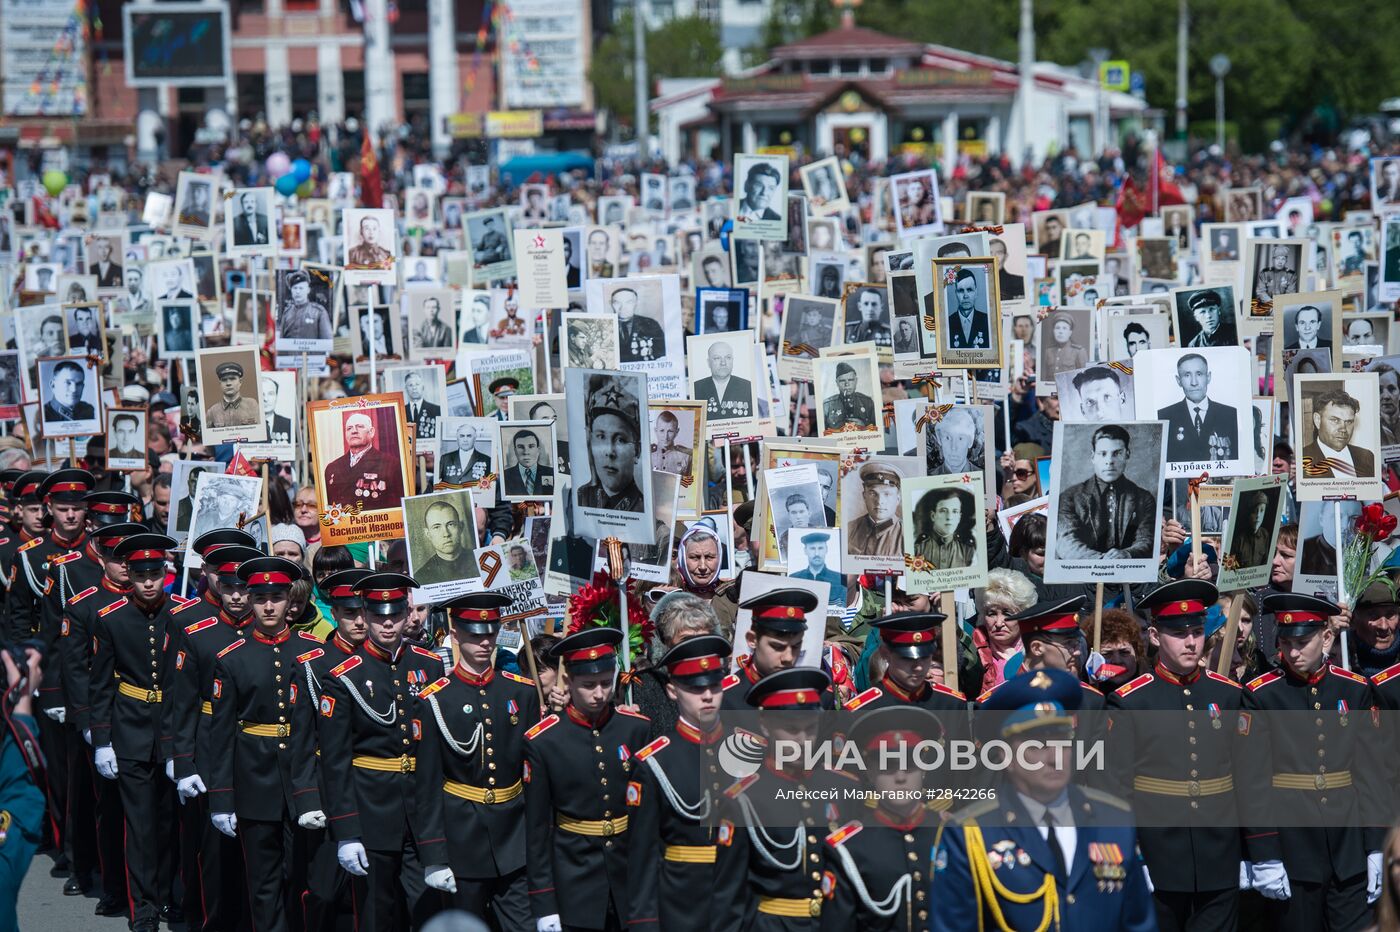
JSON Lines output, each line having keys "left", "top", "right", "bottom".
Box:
{"left": 1175, "top": 0, "right": 1189, "bottom": 146}
{"left": 634, "top": 0, "right": 649, "bottom": 156}
{"left": 1018, "top": 0, "right": 1034, "bottom": 166}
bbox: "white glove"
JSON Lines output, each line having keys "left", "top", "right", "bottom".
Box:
{"left": 1369, "top": 851, "right": 1383, "bottom": 904}
{"left": 82, "top": 729, "right": 91, "bottom": 746}
{"left": 1142, "top": 863, "right": 1153, "bottom": 893}
{"left": 94, "top": 745, "right": 118, "bottom": 780}
{"left": 1249, "top": 860, "right": 1291, "bottom": 900}
{"left": 536, "top": 917, "right": 562, "bottom": 932}
{"left": 176, "top": 774, "right": 206, "bottom": 803}
{"left": 298, "top": 810, "right": 327, "bottom": 830}
{"left": 424, "top": 865, "right": 457, "bottom": 893}
{"left": 337, "top": 840, "right": 369, "bottom": 876}
{"left": 44, "top": 707, "right": 65, "bottom": 723}
{"left": 1239, "top": 861, "right": 1252, "bottom": 890}
{"left": 211, "top": 813, "right": 237, "bottom": 838}
{"left": 165, "top": 759, "right": 175, "bottom": 781}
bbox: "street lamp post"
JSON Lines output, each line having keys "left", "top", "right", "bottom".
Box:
{"left": 1210, "top": 54, "right": 1231, "bottom": 152}
{"left": 1088, "top": 47, "right": 1110, "bottom": 155}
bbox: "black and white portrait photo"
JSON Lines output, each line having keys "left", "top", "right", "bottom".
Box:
{"left": 902, "top": 474, "right": 988, "bottom": 592}
{"left": 342, "top": 207, "right": 398, "bottom": 284}
{"left": 404, "top": 187, "right": 436, "bottom": 227}
{"left": 437, "top": 416, "right": 497, "bottom": 497}
{"left": 352, "top": 304, "right": 399, "bottom": 360}
{"left": 934, "top": 257, "right": 1002, "bottom": 369}
{"left": 1037, "top": 309, "right": 1092, "bottom": 387}
{"left": 1172, "top": 285, "right": 1239, "bottom": 349}
{"left": 695, "top": 288, "right": 748, "bottom": 335}
{"left": 1136, "top": 237, "right": 1178, "bottom": 282}
{"left": 839, "top": 455, "right": 920, "bottom": 574}
{"left": 1032, "top": 209, "right": 1070, "bottom": 256}
{"left": 0, "top": 352, "right": 21, "bottom": 419}
{"left": 459, "top": 290, "right": 493, "bottom": 345}
{"left": 1278, "top": 291, "right": 1341, "bottom": 353}
{"left": 157, "top": 300, "right": 199, "bottom": 359}
{"left": 732, "top": 239, "right": 762, "bottom": 288}
{"left": 500, "top": 420, "right": 556, "bottom": 501}
{"left": 195, "top": 346, "right": 268, "bottom": 445}
{"left": 148, "top": 258, "right": 197, "bottom": 302}
{"left": 1105, "top": 313, "right": 1169, "bottom": 363}
{"left": 1061, "top": 229, "right": 1106, "bottom": 262}
{"left": 811, "top": 258, "right": 845, "bottom": 299}
{"left": 63, "top": 303, "right": 104, "bottom": 355}
{"left": 967, "top": 192, "right": 1005, "bottom": 225}
{"left": 1056, "top": 363, "right": 1135, "bottom": 424}
{"left": 596, "top": 278, "right": 668, "bottom": 362}
{"left": 105, "top": 409, "right": 148, "bottom": 472}
{"left": 924, "top": 403, "right": 995, "bottom": 497}
{"left": 85, "top": 233, "right": 123, "bottom": 288}
{"left": 1134, "top": 346, "right": 1254, "bottom": 476}
{"left": 1224, "top": 187, "right": 1263, "bottom": 223}
{"left": 241, "top": 370, "right": 298, "bottom": 462}
{"left": 1366, "top": 357, "right": 1400, "bottom": 461}
{"left": 1293, "top": 372, "right": 1383, "bottom": 502}
{"left": 1372, "top": 156, "right": 1400, "bottom": 210}
{"left": 173, "top": 172, "right": 215, "bottom": 237}
{"left": 891, "top": 168, "right": 942, "bottom": 240}
{"left": 403, "top": 489, "right": 480, "bottom": 599}
{"left": 1246, "top": 239, "right": 1305, "bottom": 316}
{"left": 688, "top": 332, "right": 757, "bottom": 433}
{"left": 765, "top": 463, "right": 828, "bottom": 563}
{"left": 385, "top": 364, "right": 446, "bottom": 447}
{"left": 731, "top": 154, "right": 789, "bottom": 241}
{"left": 778, "top": 295, "right": 838, "bottom": 381}
{"left": 814, "top": 354, "right": 880, "bottom": 441}
{"left": 1045, "top": 421, "right": 1166, "bottom": 584}
{"left": 275, "top": 267, "right": 334, "bottom": 352}
{"left": 563, "top": 312, "right": 620, "bottom": 369}
{"left": 167, "top": 461, "right": 218, "bottom": 543}
{"left": 186, "top": 474, "right": 265, "bottom": 558}
{"left": 693, "top": 244, "right": 729, "bottom": 290}
{"left": 640, "top": 174, "right": 666, "bottom": 215}
{"left": 669, "top": 176, "right": 696, "bottom": 212}
{"left": 1217, "top": 474, "right": 1288, "bottom": 592}
{"left": 405, "top": 289, "right": 457, "bottom": 360}
{"left": 37, "top": 357, "right": 100, "bottom": 437}
{"left": 799, "top": 156, "right": 849, "bottom": 217}
{"left": 226, "top": 187, "right": 274, "bottom": 256}
{"left": 841, "top": 283, "right": 891, "bottom": 347}
{"left": 565, "top": 368, "right": 655, "bottom": 544}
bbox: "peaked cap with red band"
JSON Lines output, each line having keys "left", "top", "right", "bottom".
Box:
{"left": 444, "top": 591, "right": 513, "bottom": 633}
{"left": 739, "top": 587, "right": 820, "bottom": 635}
{"left": 11, "top": 470, "right": 46, "bottom": 504}
{"left": 84, "top": 491, "right": 141, "bottom": 526}
{"left": 192, "top": 528, "right": 258, "bottom": 559}
{"left": 207, "top": 545, "right": 266, "bottom": 578}
{"left": 94, "top": 522, "right": 148, "bottom": 554}
{"left": 872, "top": 611, "right": 947, "bottom": 659}
{"left": 238, "top": 556, "right": 304, "bottom": 592}
{"left": 554, "top": 626, "right": 624, "bottom": 675}
{"left": 659, "top": 634, "right": 732, "bottom": 688}
{"left": 353, "top": 572, "right": 418, "bottom": 616}
{"left": 1142, "top": 579, "right": 1218, "bottom": 629}
{"left": 321, "top": 568, "right": 372, "bottom": 608}
{"left": 38, "top": 468, "right": 94, "bottom": 504}
{"left": 114, "top": 532, "right": 176, "bottom": 570}
{"left": 745, "top": 667, "right": 830, "bottom": 710}
{"left": 1262, "top": 592, "right": 1338, "bottom": 638}
{"left": 1009, "top": 595, "right": 1087, "bottom": 637}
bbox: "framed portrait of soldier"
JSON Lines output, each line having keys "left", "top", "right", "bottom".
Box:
{"left": 1217, "top": 473, "right": 1288, "bottom": 592}
{"left": 403, "top": 488, "right": 481, "bottom": 601}
{"left": 184, "top": 474, "right": 267, "bottom": 566}
{"left": 173, "top": 172, "right": 216, "bottom": 240}
{"left": 839, "top": 453, "right": 921, "bottom": 574}
{"left": 274, "top": 267, "right": 334, "bottom": 354}
{"left": 1292, "top": 371, "right": 1383, "bottom": 502}
{"left": 584, "top": 275, "right": 683, "bottom": 375}
{"left": 1272, "top": 291, "right": 1343, "bottom": 388}
{"left": 688, "top": 331, "right": 758, "bottom": 439}
{"left": 1382, "top": 214, "right": 1400, "bottom": 304}
{"left": 156, "top": 299, "right": 199, "bottom": 360}
{"left": 37, "top": 356, "right": 101, "bottom": 438}
{"left": 695, "top": 288, "right": 749, "bottom": 335}
{"left": 648, "top": 399, "right": 704, "bottom": 518}
{"left": 1223, "top": 186, "right": 1264, "bottom": 223}
{"left": 1134, "top": 346, "right": 1254, "bottom": 477}
{"left": 436, "top": 416, "right": 499, "bottom": 503}
{"left": 596, "top": 195, "right": 632, "bottom": 227}
{"left": 731, "top": 153, "right": 789, "bottom": 241}
{"left": 764, "top": 462, "right": 827, "bottom": 564}
{"left": 1060, "top": 229, "right": 1106, "bottom": 263}
{"left": 1104, "top": 312, "right": 1169, "bottom": 363}
{"left": 967, "top": 192, "right": 1005, "bottom": 225}
{"left": 732, "top": 238, "right": 763, "bottom": 290}
{"left": 1172, "top": 284, "right": 1240, "bottom": 349}
{"left": 1200, "top": 223, "right": 1244, "bottom": 285}
{"left": 499, "top": 420, "right": 557, "bottom": 503}
{"left": 309, "top": 392, "right": 415, "bottom": 546}
{"left": 564, "top": 368, "right": 655, "bottom": 544}
{"left": 239, "top": 369, "right": 298, "bottom": 463}
{"left": 562, "top": 312, "right": 620, "bottom": 370}
{"left": 61, "top": 302, "right": 106, "bottom": 357}
{"left": 901, "top": 472, "right": 988, "bottom": 593}
{"left": 403, "top": 288, "right": 457, "bottom": 361}
{"left": 799, "top": 156, "right": 849, "bottom": 217}
{"left": 342, "top": 207, "right": 398, "bottom": 285}
{"left": 1294, "top": 499, "right": 1361, "bottom": 602}
{"left": 194, "top": 346, "right": 267, "bottom": 446}
{"left": 1244, "top": 238, "right": 1306, "bottom": 318}
{"left": 384, "top": 363, "right": 447, "bottom": 451}
{"left": 1044, "top": 421, "right": 1167, "bottom": 584}
{"left": 890, "top": 168, "right": 943, "bottom": 240}
{"left": 0, "top": 351, "right": 20, "bottom": 420}
{"left": 921, "top": 404, "right": 996, "bottom": 498}
{"left": 813, "top": 350, "right": 880, "bottom": 446}
{"left": 932, "top": 257, "right": 1002, "bottom": 370}
{"left": 225, "top": 187, "right": 275, "bottom": 257}
{"left": 351, "top": 303, "right": 401, "bottom": 361}
{"left": 1056, "top": 363, "right": 1136, "bottom": 425}
{"left": 1371, "top": 157, "right": 1400, "bottom": 210}
{"left": 751, "top": 441, "right": 840, "bottom": 569}
{"left": 104, "top": 408, "right": 148, "bottom": 472}
{"left": 1036, "top": 308, "right": 1093, "bottom": 390}
{"left": 840, "top": 282, "right": 892, "bottom": 356}
{"left": 777, "top": 295, "right": 839, "bottom": 382}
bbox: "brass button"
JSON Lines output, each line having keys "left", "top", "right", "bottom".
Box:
{"left": 904, "top": 834, "right": 914, "bottom": 843}
{"left": 487, "top": 777, "right": 496, "bottom": 786}
{"left": 810, "top": 871, "right": 820, "bottom": 881}
{"left": 809, "top": 853, "right": 819, "bottom": 863}
{"left": 1185, "top": 704, "right": 1194, "bottom": 711}
{"left": 907, "top": 852, "right": 917, "bottom": 861}
{"left": 1190, "top": 801, "right": 1199, "bottom": 810}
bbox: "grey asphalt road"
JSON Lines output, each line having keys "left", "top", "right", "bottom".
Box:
{"left": 17, "top": 853, "right": 154, "bottom": 932}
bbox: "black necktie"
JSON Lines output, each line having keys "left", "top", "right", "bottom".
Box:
{"left": 1042, "top": 812, "right": 1068, "bottom": 880}
{"left": 1192, "top": 407, "right": 1203, "bottom": 434}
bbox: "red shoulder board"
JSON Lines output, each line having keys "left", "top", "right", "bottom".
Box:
{"left": 724, "top": 773, "right": 760, "bottom": 798}
{"left": 1114, "top": 673, "right": 1154, "bottom": 698}
{"left": 525, "top": 714, "right": 559, "bottom": 740}
{"left": 1373, "top": 662, "right": 1400, "bottom": 686}
{"left": 297, "top": 648, "right": 325, "bottom": 664}
{"left": 297, "top": 631, "right": 323, "bottom": 643}
{"left": 52, "top": 551, "right": 82, "bottom": 565}
{"left": 170, "top": 594, "right": 194, "bottom": 607}
{"left": 977, "top": 685, "right": 997, "bottom": 704}
{"left": 1331, "top": 665, "right": 1369, "bottom": 685}
{"left": 1245, "top": 670, "right": 1282, "bottom": 691}
{"left": 844, "top": 687, "right": 882, "bottom": 711}
{"left": 722, "top": 673, "right": 741, "bottom": 690}
{"left": 0, "top": 537, "right": 10, "bottom": 546}
{"left": 17, "top": 538, "right": 41, "bottom": 553}
{"left": 1080, "top": 681, "right": 1103, "bottom": 696}
{"left": 826, "top": 820, "right": 863, "bottom": 846}
{"left": 97, "top": 597, "right": 128, "bottom": 617}
{"left": 931, "top": 681, "right": 966, "bottom": 701}
{"left": 67, "top": 585, "right": 98, "bottom": 605}
{"left": 1204, "top": 670, "right": 1242, "bottom": 689}
{"left": 618, "top": 707, "right": 650, "bottom": 720}
{"left": 217, "top": 638, "right": 245, "bottom": 659}
{"left": 418, "top": 676, "right": 450, "bottom": 699}
{"left": 172, "top": 599, "right": 208, "bottom": 615}
{"left": 410, "top": 645, "right": 440, "bottom": 660}
{"left": 501, "top": 670, "right": 534, "bottom": 685}
{"left": 635, "top": 736, "right": 670, "bottom": 761}
{"left": 184, "top": 617, "right": 218, "bottom": 635}
{"left": 330, "top": 655, "right": 362, "bottom": 678}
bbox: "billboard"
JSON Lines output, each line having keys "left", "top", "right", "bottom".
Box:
{"left": 123, "top": 2, "right": 231, "bottom": 88}
{"left": 2, "top": 0, "right": 88, "bottom": 116}
{"left": 499, "top": 0, "right": 590, "bottom": 110}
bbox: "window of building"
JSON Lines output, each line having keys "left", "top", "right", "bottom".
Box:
{"left": 694, "top": 0, "right": 719, "bottom": 21}
{"left": 237, "top": 73, "right": 267, "bottom": 118}
{"left": 808, "top": 58, "right": 830, "bottom": 76}
{"left": 342, "top": 70, "right": 365, "bottom": 119}
{"left": 291, "top": 74, "right": 319, "bottom": 117}
{"left": 839, "top": 58, "right": 860, "bottom": 75}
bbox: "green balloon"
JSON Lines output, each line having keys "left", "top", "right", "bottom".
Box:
{"left": 42, "top": 170, "right": 67, "bottom": 197}
{"left": 297, "top": 179, "right": 315, "bottom": 197}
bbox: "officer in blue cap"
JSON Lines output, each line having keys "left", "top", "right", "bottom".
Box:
{"left": 931, "top": 668, "right": 1156, "bottom": 931}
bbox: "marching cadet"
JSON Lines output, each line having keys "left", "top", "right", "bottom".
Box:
{"left": 722, "top": 588, "right": 834, "bottom": 711}
{"left": 298, "top": 566, "right": 370, "bottom": 932}
{"left": 821, "top": 706, "right": 943, "bottom": 932}
{"left": 625, "top": 634, "right": 733, "bottom": 930}
{"left": 88, "top": 532, "right": 181, "bottom": 932}
{"left": 413, "top": 591, "right": 539, "bottom": 927}
{"left": 1106, "top": 579, "right": 1256, "bottom": 930}
{"left": 56, "top": 520, "right": 144, "bottom": 915}
{"left": 931, "top": 668, "right": 1157, "bottom": 932}
{"left": 206, "top": 556, "right": 325, "bottom": 932}
{"left": 1237, "top": 593, "right": 1387, "bottom": 930}
{"left": 524, "top": 626, "right": 651, "bottom": 931}
{"left": 161, "top": 530, "right": 260, "bottom": 932}
{"left": 0, "top": 469, "right": 39, "bottom": 621}
{"left": 318, "top": 572, "right": 444, "bottom": 930}
{"left": 712, "top": 667, "right": 854, "bottom": 931}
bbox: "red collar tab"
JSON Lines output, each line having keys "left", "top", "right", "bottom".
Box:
{"left": 254, "top": 627, "right": 292, "bottom": 645}
{"left": 873, "top": 806, "right": 927, "bottom": 832}
{"left": 1154, "top": 662, "right": 1200, "bottom": 686}
{"left": 331, "top": 633, "right": 357, "bottom": 655}
{"left": 565, "top": 704, "right": 613, "bottom": 729}
{"left": 757, "top": 688, "right": 822, "bottom": 709}
{"left": 676, "top": 717, "right": 724, "bottom": 745}
{"left": 880, "top": 675, "right": 922, "bottom": 703}
{"left": 455, "top": 664, "right": 495, "bottom": 687}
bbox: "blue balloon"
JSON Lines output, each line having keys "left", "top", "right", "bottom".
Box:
{"left": 275, "top": 173, "right": 301, "bottom": 197}
{"left": 291, "top": 158, "right": 313, "bottom": 183}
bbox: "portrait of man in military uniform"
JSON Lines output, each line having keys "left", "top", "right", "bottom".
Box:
{"left": 844, "top": 461, "right": 908, "bottom": 563}
{"left": 649, "top": 409, "right": 693, "bottom": 476}
{"left": 344, "top": 210, "right": 395, "bottom": 270}
{"left": 404, "top": 493, "right": 478, "bottom": 589}
{"left": 1250, "top": 241, "right": 1302, "bottom": 308}
{"left": 819, "top": 359, "right": 876, "bottom": 433}
{"left": 1227, "top": 487, "right": 1280, "bottom": 569}
{"left": 320, "top": 407, "right": 408, "bottom": 509}
{"left": 1038, "top": 309, "right": 1090, "bottom": 384}
{"left": 275, "top": 268, "right": 333, "bottom": 345}
{"left": 1173, "top": 286, "right": 1239, "bottom": 349}
{"left": 571, "top": 372, "right": 650, "bottom": 521}
{"left": 196, "top": 347, "right": 267, "bottom": 444}
{"left": 611, "top": 284, "right": 667, "bottom": 362}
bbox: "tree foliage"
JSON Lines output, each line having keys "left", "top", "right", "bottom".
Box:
{"left": 590, "top": 14, "right": 725, "bottom": 132}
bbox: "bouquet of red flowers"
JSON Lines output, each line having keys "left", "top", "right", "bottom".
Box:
{"left": 564, "top": 572, "right": 654, "bottom": 671}
{"left": 1341, "top": 503, "right": 1398, "bottom": 608}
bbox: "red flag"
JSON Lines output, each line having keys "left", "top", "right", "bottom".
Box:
{"left": 1152, "top": 149, "right": 1185, "bottom": 209}
{"left": 358, "top": 133, "right": 382, "bottom": 209}
{"left": 226, "top": 450, "right": 258, "bottom": 477}
{"left": 1116, "top": 173, "right": 1145, "bottom": 231}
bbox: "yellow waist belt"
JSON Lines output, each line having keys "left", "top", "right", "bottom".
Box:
{"left": 1272, "top": 771, "right": 1352, "bottom": 791}
{"left": 757, "top": 897, "right": 822, "bottom": 918}
{"left": 240, "top": 722, "right": 292, "bottom": 738}
{"left": 443, "top": 779, "right": 522, "bottom": 805}
{"left": 664, "top": 844, "right": 716, "bottom": 864}
{"left": 1133, "top": 774, "right": 1234, "bottom": 798}
{"left": 200, "top": 701, "right": 213, "bottom": 715}
{"left": 352, "top": 755, "right": 416, "bottom": 773}
{"left": 555, "top": 814, "right": 628, "bottom": 837}
{"left": 117, "top": 681, "right": 162, "bottom": 703}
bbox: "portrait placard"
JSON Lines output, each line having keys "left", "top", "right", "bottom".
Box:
{"left": 688, "top": 331, "right": 759, "bottom": 439}
{"left": 1292, "top": 371, "right": 1383, "bottom": 502}
{"left": 184, "top": 473, "right": 266, "bottom": 566}
{"left": 194, "top": 345, "right": 267, "bottom": 446}
{"left": 890, "top": 169, "right": 942, "bottom": 240}
{"left": 403, "top": 488, "right": 482, "bottom": 601}
{"left": 799, "top": 157, "right": 849, "bottom": 217}
{"left": 933, "top": 257, "right": 1002, "bottom": 370}
{"left": 37, "top": 356, "right": 101, "bottom": 438}
{"left": 274, "top": 267, "right": 335, "bottom": 353}
{"left": 1056, "top": 363, "right": 1136, "bottom": 425}
{"left": 403, "top": 288, "right": 457, "bottom": 360}
{"left": 648, "top": 399, "right": 704, "bottom": 519}
{"left": 1218, "top": 473, "right": 1289, "bottom": 592}
{"left": 753, "top": 440, "right": 842, "bottom": 571}
{"left": 731, "top": 154, "right": 789, "bottom": 241}
{"left": 105, "top": 408, "right": 148, "bottom": 472}
{"left": 901, "top": 472, "right": 988, "bottom": 593}
{"left": 839, "top": 453, "right": 921, "bottom": 574}
{"left": 812, "top": 349, "right": 881, "bottom": 448}
{"left": 564, "top": 368, "right": 655, "bottom": 544}
{"left": 778, "top": 294, "right": 840, "bottom": 382}
{"left": 309, "top": 392, "right": 415, "bottom": 547}
{"left": 238, "top": 369, "right": 298, "bottom": 463}
{"left": 342, "top": 207, "right": 398, "bottom": 285}
{"left": 225, "top": 187, "right": 275, "bottom": 257}
{"left": 499, "top": 419, "right": 557, "bottom": 502}
{"left": 1134, "top": 346, "right": 1255, "bottom": 477}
